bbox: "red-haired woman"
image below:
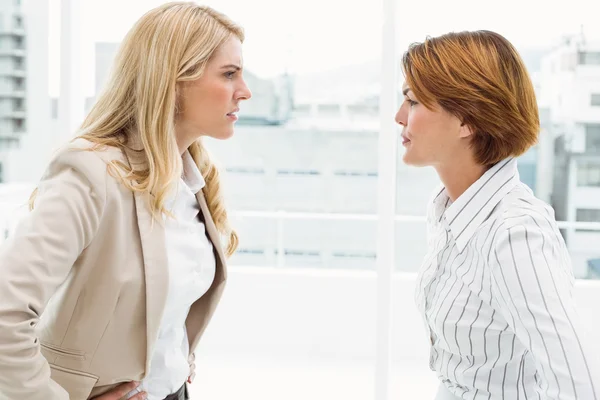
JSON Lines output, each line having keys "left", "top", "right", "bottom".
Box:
{"left": 397, "top": 30, "right": 599, "bottom": 399}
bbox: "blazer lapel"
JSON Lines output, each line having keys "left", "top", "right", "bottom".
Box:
{"left": 186, "top": 189, "right": 228, "bottom": 351}
{"left": 124, "top": 146, "right": 170, "bottom": 375}
{"left": 196, "top": 189, "right": 227, "bottom": 280}
{"left": 133, "top": 192, "right": 170, "bottom": 375}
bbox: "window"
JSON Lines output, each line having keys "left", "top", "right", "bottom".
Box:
{"left": 585, "top": 124, "right": 600, "bottom": 152}
{"left": 13, "top": 15, "right": 23, "bottom": 29}
{"left": 13, "top": 98, "right": 23, "bottom": 111}
{"left": 30, "top": 2, "right": 600, "bottom": 400}
{"left": 14, "top": 118, "right": 24, "bottom": 132}
{"left": 14, "top": 36, "right": 24, "bottom": 50}
{"left": 575, "top": 208, "right": 600, "bottom": 233}
{"left": 347, "top": 103, "right": 379, "bottom": 116}
{"left": 235, "top": 248, "right": 265, "bottom": 255}
{"left": 274, "top": 248, "right": 323, "bottom": 267}
{"left": 14, "top": 77, "right": 24, "bottom": 91}
{"left": 293, "top": 103, "right": 311, "bottom": 116}
{"left": 226, "top": 167, "right": 265, "bottom": 174}
{"left": 276, "top": 169, "right": 320, "bottom": 176}
{"left": 334, "top": 170, "right": 378, "bottom": 177}
{"left": 332, "top": 251, "right": 376, "bottom": 259}
{"left": 316, "top": 103, "right": 341, "bottom": 115}
{"left": 577, "top": 208, "right": 600, "bottom": 222}
{"left": 578, "top": 51, "right": 600, "bottom": 65}
{"left": 577, "top": 160, "right": 600, "bottom": 187}
{"left": 14, "top": 57, "right": 24, "bottom": 71}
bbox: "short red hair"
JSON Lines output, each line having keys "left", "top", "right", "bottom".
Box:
{"left": 402, "top": 30, "right": 539, "bottom": 166}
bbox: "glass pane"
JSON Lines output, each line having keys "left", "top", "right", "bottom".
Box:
{"left": 0, "top": 1, "right": 387, "bottom": 399}
{"left": 74, "top": 0, "right": 384, "bottom": 275}
{"left": 183, "top": 0, "right": 380, "bottom": 397}
{"left": 585, "top": 124, "right": 600, "bottom": 152}
{"left": 227, "top": 216, "right": 377, "bottom": 270}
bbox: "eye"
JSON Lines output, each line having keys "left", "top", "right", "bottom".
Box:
{"left": 224, "top": 71, "right": 236, "bottom": 79}
{"left": 404, "top": 97, "right": 418, "bottom": 107}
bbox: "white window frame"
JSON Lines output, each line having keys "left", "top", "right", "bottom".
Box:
{"left": 374, "top": 0, "right": 398, "bottom": 397}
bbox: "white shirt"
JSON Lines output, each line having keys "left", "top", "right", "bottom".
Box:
{"left": 416, "top": 158, "right": 599, "bottom": 399}
{"left": 130, "top": 151, "right": 216, "bottom": 400}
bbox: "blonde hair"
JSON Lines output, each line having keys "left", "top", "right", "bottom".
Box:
{"left": 32, "top": 2, "right": 241, "bottom": 256}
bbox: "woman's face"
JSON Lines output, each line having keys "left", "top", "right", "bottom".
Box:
{"left": 176, "top": 37, "right": 252, "bottom": 144}
{"left": 395, "top": 83, "right": 468, "bottom": 168}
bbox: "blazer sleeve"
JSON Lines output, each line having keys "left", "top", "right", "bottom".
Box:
{"left": 0, "top": 146, "right": 107, "bottom": 400}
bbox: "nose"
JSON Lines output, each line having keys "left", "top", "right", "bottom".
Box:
{"left": 395, "top": 101, "right": 408, "bottom": 126}
{"left": 237, "top": 78, "right": 252, "bottom": 101}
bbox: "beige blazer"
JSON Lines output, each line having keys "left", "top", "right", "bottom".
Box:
{"left": 0, "top": 139, "right": 228, "bottom": 400}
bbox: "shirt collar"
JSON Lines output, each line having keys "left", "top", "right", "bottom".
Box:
{"left": 434, "top": 158, "right": 519, "bottom": 253}
{"left": 181, "top": 150, "right": 205, "bottom": 194}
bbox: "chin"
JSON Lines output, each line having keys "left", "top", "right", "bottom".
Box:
{"left": 220, "top": 129, "right": 235, "bottom": 140}
{"left": 208, "top": 129, "right": 235, "bottom": 140}
{"left": 402, "top": 152, "right": 417, "bottom": 166}
{"left": 402, "top": 152, "right": 429, "bottom": 167}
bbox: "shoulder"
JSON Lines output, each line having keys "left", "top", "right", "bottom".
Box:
{"left": 498, "top": 183, "right": 557, "bottom": 232}
{"left": 492, "top": 183, "right": 563, "bottom": 252}
{"left": 42, "top": 138, "right": 128, "bottom": 196}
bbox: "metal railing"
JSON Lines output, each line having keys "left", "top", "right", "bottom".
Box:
{"left": 1, "top": 191, "right": 599, "bottom": 273}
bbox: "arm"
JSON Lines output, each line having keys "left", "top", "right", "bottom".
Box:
{"left": 0, "top": 148, "right": 107, "bottom": 400}
{"left": 491, "top": 219, "right": 599, "bottom": 399}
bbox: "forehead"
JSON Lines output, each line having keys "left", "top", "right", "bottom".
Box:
{"left": 210, "top": 37, "right": 243, "bottom": 65}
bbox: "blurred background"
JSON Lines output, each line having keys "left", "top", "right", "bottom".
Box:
{"left": 1, "top": 0, "right": 599, "bottom": 399}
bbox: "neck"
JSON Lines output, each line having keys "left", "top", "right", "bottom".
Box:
{"left": 175, "top": 121, "right": 199, "bottom": 155}
{"left": 434, "top": 155, "right": 487, "bottom": 202}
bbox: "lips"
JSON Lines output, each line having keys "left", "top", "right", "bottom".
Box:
{"left": 226, "top": 108, "right": 240, "bottom": 117}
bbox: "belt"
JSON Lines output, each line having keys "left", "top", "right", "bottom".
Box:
{"left": 163, "top": 383, "right": 188, "bottom": 400}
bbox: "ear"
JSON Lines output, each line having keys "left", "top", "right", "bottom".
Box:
{"left": 458, "top": 121, "right": 474, "bottom": 139}
{"left": 175, "top": 82, "right": 185, "bottom": 116}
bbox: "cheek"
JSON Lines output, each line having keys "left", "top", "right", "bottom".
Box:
{"left": 183, "top": 82, "right": 228, "bottom": 114}
{"left": 207, "top": 81, "right": 233, "bottom": 103}
{"left": 407, "top": 109, "right": 427, "bottom": 136}
{"left": 181, "top": 87, "right": 207, "bottom": 117}
{"left": 408, "top": 109, "right": 449, "bottom": 141}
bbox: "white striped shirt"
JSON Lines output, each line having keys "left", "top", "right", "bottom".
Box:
{"left": 415, "top": 158, "right": 599, "bottom": 399}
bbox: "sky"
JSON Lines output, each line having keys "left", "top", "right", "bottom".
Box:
{"left": 46, "top": 0, "right": 600, "bottom": 97}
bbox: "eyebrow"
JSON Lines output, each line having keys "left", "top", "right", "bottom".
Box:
{"left": 402, "top": 87, "right": 411, "bottom": 96}
{"left": 221, "top": 64, "right": 242, "bottom": 70}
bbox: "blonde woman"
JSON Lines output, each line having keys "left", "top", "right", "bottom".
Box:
{"left": 0, "top": 2, "right": 251, "bottom": 400}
